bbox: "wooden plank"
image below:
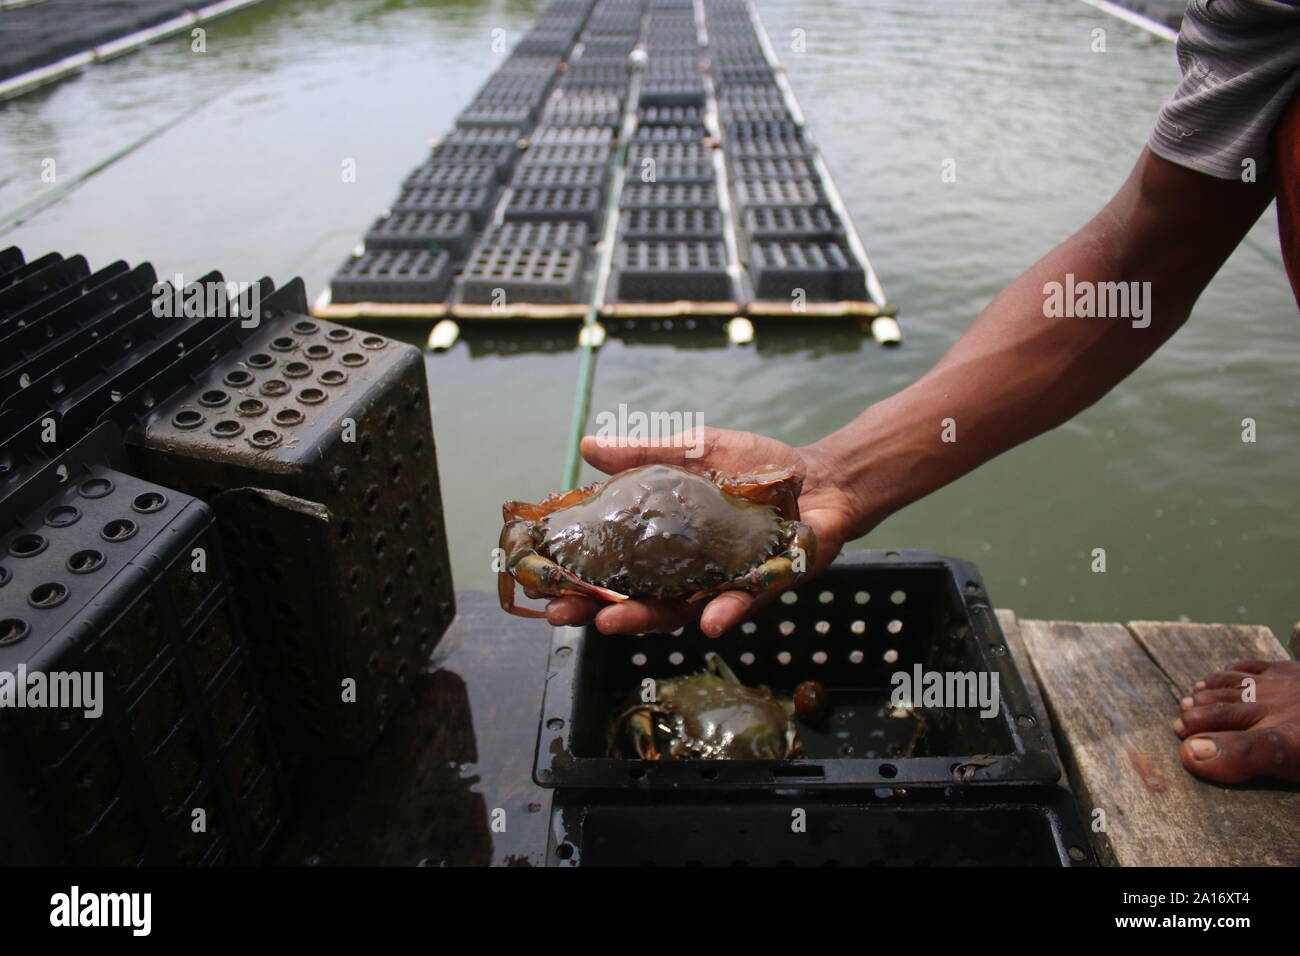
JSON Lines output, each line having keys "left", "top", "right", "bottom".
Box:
{"left": 1019, "top": 619, "right": 1300, "bottom": 866}
{"left": 996, "top": 609, "right": 1064, "bottom": 780}
{"left": 1127, "top": 621, "right": 1289, "bottom": 693}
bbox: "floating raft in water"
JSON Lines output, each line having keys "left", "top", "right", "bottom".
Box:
{"left": 313, "top": 0, "right": 897, "bottom": 332}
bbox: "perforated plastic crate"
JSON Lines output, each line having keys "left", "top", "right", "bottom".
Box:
{"left": 730, "top": 137, "right": 815, "bottom": 161}
{"left": 742, "top": 205, "right": 845, "bottom": 244}
{"left": 425, "top": 141, "right": 520, "bottom": 181}
{"left": 631, "top": 123, "right": 707, "bottom": 143}
{"left": 534, "top": 550, "right": 1062, "bottom": 791}
{"left": 0, "top": 426, "right": 288, "bottom": 864}
{"left": 618, "top": 207, "right": 724, "bottom": 241}
{"left": 533, "top": 125, "right": 615, "bottom": 145}
{"left": 497, "top": 54, "right": 564, "bottom": 76}
{"left": 637, "top": 104, "right": 703, "bottom": 126}
{"left": 363, "top": 211, "right": 476, "bottom": 258}
{"left": 749, "top": 240, "right": 866, "bottom": 300}
{"left": 457, "top": 102, "right": 538, "bottom": 129}
{"left": 478, "top": 220, "right": 590, "bottom": 248}
{"left": 547, "top": 788, "right": 1093, "bottom": 867}
{"left": 390, "top": 185, "right": 497, "bottom": 226}
{"left": 520, "top": 143, "right": 612, "bottom": 167}
{"left": 510, "top": 163, "right": 608, "bottom": 192}
{"left": 459, "top": 245, "right": 587, "bottom": 305}
{"left": 402, "top": 163, "right": 497, "bottom": 190}
{"left": 715, "top": 63, "right": 776, "bottom": 86}
{"left": 732, "top": 177, "right": 825, "bottom": 209}
{"left": 620, "top": 182, "right": 718, "bottom": 209}
{"left": 443, "top": 125, "right": 527, "bottom": 146}
{"left": 638, "top": 79, "right": 706, "bottom": 108}
{"left": 543, "top": 93, "right": 624, "bottom": 127}
{"left": 731, "top": 156, "right": 814, "bottom": 179}
{"left": 515, "top": 31, "right": 574, "bottom": 56}
{"left": 559, "top": 62, "right": 628, "bottom": 88}
{"left": 330, "top": 248, "right": 452, "bottom": 303}
{"left": 0, "top": 254, "right": 89, "bottom": 327}
{"left": 613, "top": 240, "right": 732, "bottom": 302}
{"left": 504, "top": 186, "right": 605, "bottom": 229}
{"left": 111, "top": 282, "right": 456, "bottom": 757}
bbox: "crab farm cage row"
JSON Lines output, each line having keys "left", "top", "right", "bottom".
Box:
{"left": 0, "top": 245, "right": 456, "bottom": 863}
{"left": 315, "top": 0, "right": 893, "bottom": 324}
{"left": 533, "top": 550, "right": 1094, "bottom": 867}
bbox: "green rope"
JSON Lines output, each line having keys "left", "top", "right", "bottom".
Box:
{"left": 560, "top": 59, "right": 643, "bottom": 489}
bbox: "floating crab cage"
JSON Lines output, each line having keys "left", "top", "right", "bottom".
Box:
{"left": 0, "top": 427, "right": 288, "bottom": 865}
{"left": 535, "top": 550, "right": 1092, "bottom": 865}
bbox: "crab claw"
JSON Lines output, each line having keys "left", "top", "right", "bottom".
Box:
{"left": 512, "top": 553, "right": 629, "bottom": 603}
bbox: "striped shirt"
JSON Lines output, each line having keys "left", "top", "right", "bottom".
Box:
{"left": 1149, "top": 0, "right": 1300, "bottom": 180}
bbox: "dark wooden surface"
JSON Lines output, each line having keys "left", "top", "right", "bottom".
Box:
{"left": 1019, "top": 618, "right": 1300, "bottom": 867}
{"left": 273, "top": 590, "right": 554, "bottom": 866}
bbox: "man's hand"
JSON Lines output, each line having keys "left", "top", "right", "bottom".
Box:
{"left": 538, "top": 426, "right": 863, "bottom": 637}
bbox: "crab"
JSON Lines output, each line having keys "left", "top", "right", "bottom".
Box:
{"left": 610, "top": 655, "right": 815, "bottom": 760}
{"left": 498, "top": 463, "right": 816, "bottom": 618}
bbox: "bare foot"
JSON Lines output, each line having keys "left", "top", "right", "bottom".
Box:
{"left": 1172, "top": 659, "right": 1300, "bottom": 784}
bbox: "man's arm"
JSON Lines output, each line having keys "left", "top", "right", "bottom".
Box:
{"left": 808, "top": 147, "right": 1276, "bottom": 539}
{"left": 548, "top": 147, "right": 1275, "bottom": 636}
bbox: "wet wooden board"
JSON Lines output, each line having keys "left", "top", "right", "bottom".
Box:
{"left": 1018, "top": 619, "right": 1300, "bottom": 867}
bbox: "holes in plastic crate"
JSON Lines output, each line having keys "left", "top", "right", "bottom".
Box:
{"left": 270, "top": 335, "right": 297, "bottom": 351}
{"left": 237, "top": 398, "right": 267, "bottom": 416}
{"left": 223, "top": 369, "right": 254, "bottom": 388}
{"left": 249, "top": 429, "right": 280, "bottom": 449}
{"left": 0, "top": 617, "right": 31, "bottom": 645}
{"left": 261, "top": 379, "right": 290, "bottom": 397}
{"left": 9, "top": 532, "right": 48, "bottom": 557}
{"left": 211, "top": 420, "right": 244, "bottom": 438}
{"left": 298, "top": 388, "right": 326, "bottom": 405}
{"left": 45, "top": 504, "right": 81, "bottom": 527}
{"left": 173, "top": 409, "right": 205, "bottom": 430}
{"left": 273, "top": 408, "right": 304, "bottom": 427}
{"left": 132, "top": 491, "right": 167, "bottom": 514}
{"left": 101, "top": 518, "right": 138, "bottom": 542}
{"left": 79, "top": 476, "right": 114, "bottom": 498}
{"left": 67, "top": 549, "right": 105, "bottom": 574}
{"left": 284, "top": 361, "right": 310, "bottom": 378}
{"left": 320, "top": 369, "right": 347, "bottom": 386}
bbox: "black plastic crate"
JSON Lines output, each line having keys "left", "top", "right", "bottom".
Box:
{"left": 109, "top": 281, "right": 456, "bottom": 757}
{"left": 574, "top": 37, "right": 637, "bottom": 60}
{"left": 637, "top": 104, "right": 703, "bottom": 126}
{"left": 0, "top": 246, "right": 24, "bottom": 282}
{"left": 620, "top": 182, "right": 718, "bottom": 209}
{"left": 457, "top": 102, "right": 537, "bottom": 129}
{"left": 0, "top": 426, "right": 288, "bottom": 864}
{"left": 619, "top": 207, "right": 724, "bottom": 241}
{"left": 627, "top": 157, "right": 715, "bottom": 184}
{"left": 442, "top": 125, "right": 527, "bottom": 146}
{"left": 425, "top": 141, "right": 520, "bottom": 181}
{"left": 515, "top": 31, "right": 574, "bottom": 56}
{"left": 520, "top": 143, "right": 612, "bottom": 167}
{"left": 504, "top": 186, "right": 605, "bottom": 229}
{"left": 725, "top": 118, "right": 805, "bottom": 142}
{"left": 749, "top": 239, "right": 866, "bottom": 300}
{"left": 732, "top": 176, "right": 826, "bottom": 209}
{"left": 534, "top": 550, "right": 1062, "bottom": 790}
{"left": 478, "top": 219, "right": 590, "bottom": 248}
{"left": 458, "top": 245, "right": 587, "bottom": 305}
{"left": 628, "top": 141, "right": 712, "bottom": 166}
{"left": 331, "top": 248, "right": 452, "bottom": 303}
{"left": 559, "top": 62, "right": 628, "bottom": 89}
{"left": 742, "top": 205, "right": 845, "bottom": 244}
{"left": 363, "top": 211, "right": 476, "bottom": 258}
{"left": 510, "top": 163, "right": 608, "bottom": 192}
{"left": 390, "top": 185, "right": 496, "bottom": 226}
{"left": 639, "top": 79, "right": 707, "bottom": 108}
{"left": 631, "top": 123, "right": 707, "bottom": 143}
{"left": 613, "top": 240, "right": 732, "bottom": 302}
{"left": 0, "top": 254, "right": 89, "bottom": 327}
{"left": 497, "top": 54, "right": 564, "bottom": 76}
{"left": 543, "top": 92, "right": 624, "bottom": 127}
{"left": 730, "top": 137, "right": 815, "bottom": 161}
{"left": 547, "top": 789, "right": 1093, "bottom": 867}
{"left": 402, "top": 162, "right": 497, "bottom": 190}
{"left": 715, "top": 63, "right": 776, "bottom": 86}
{"left": 533, "top": 125, "right": 615, "bottom": 145}
{"left": 732, "top": 157, "right": 814, "bottom": 180}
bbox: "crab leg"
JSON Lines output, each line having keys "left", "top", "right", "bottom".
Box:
{"left": 686, "top": 520, "right": 817, "bottom": 604}
{"left": 499, "top": 482, "right": 615, "bottom": 617}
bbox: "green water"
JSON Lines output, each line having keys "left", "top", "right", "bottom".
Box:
{"left": 1, "top": 0, "right": 1295, "bottom": 645}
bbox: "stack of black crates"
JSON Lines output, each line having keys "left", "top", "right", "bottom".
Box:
{"left": 331, "top": 0, "right": 608, "bottom": 307}
{"left": 0, "top": 246, "right": 455, "bottom": 864}
{"left": 703, "top": 0, "right": 867, "bottom": 303}
{"left": 532, "top": 550, "right": 1095, "bottom": 866}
